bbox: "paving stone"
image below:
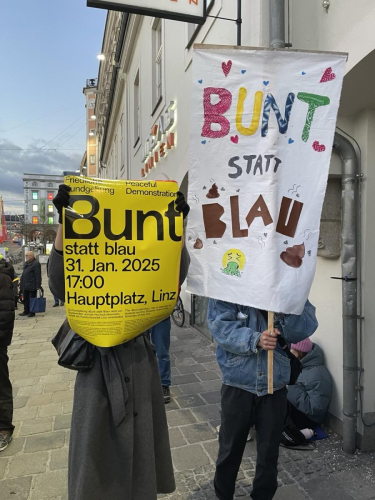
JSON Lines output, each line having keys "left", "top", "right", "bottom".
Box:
{"left": 302, "top": 477, "right": 355, "bottom": 500}
{"left": 12, "top": 406, "right": 38, "bottom": 422}
{"left": 0, "top": 458, "right": 7, "bottom": 479}
{"left": 17, "top": 385, "right": 43, "bottom": 397}
{"left": 331, "top": 470, "right": 375, "bottom": 499}
{"left": 30, "top": 469, "right": 68, "bottom": 499}
{"left": 0, "top": 437, "right": 25, "bottom": 457}
{"left": 179, "top": 382, "right": 205, "bottom": 395}
{"left": 50, "top": 447, "right": 69, "bottom": 470}
{"left": 174, "top": 357, "right": 197, "bottom": 367}
{"left": 43, "top": 382, "right": 70, "bottom": 393}
{"left": 199, "top": 391, "right": 221, "bottom": 404}
{"left": 11, "top": 377, "right": 40, "bottom": 388}
{"left": 191, "top": 404, "right": 221, "bottom": 423}
{"left": 52, "top": 390, "right": 74, "bottom": 403}
{"left": 39, "top": 374, "right": 63, "bottom": 384}
{"left": 27, "top": 393, "right": 54, "bottom": 407}
{"left": 167, "top": 409, "right": 198, "bottom": 428}
{"left": 62, "top": 401, "right": 73, "bottom": 414}
{"left": 54, "top": 414, "right": 72, "bottom": 431}
{"left": 8, "top": 451, "right": 49, "bottom": 478}
{"left": 19, "top": 417, "right": 53, "bottom": 436}
{"left": 28, "top": 367, "right": 51, "bottom": 377}
{"left": 172, "top": 444, "right": 211, "bottom": 471}
{"left": 203, "top": 439, "right": 219, "bottom": 462}
{"left": 175, "top": 395, "right": 206, "bottom": 409}
{"left": 172, "top": 373, "right": 200, "bottom": 385}
{"left": 38, "top": 403, "right": 63, "bottom": 418}
{"left": 62, "top": 371, "right": 76, "bottom": 382}
{"left": 196, "top": 370, "right": 220, "bottom": 381}
{"left": 0, "top": 476, "right": 32, "bottom": 500}
{"left": 177, "top": 364, "right": 206, "bottom": 374}
{"left": 169, "top": 428, "right": 187, "bottom": 448}
{"left": 13, "top": 397, "right": 28, "bottom": 409}
{"left": 24, "top": 431, "right": 66, "bottom": 453}
{"left": 180, "top": 423, "right": 217, "bottom": 444}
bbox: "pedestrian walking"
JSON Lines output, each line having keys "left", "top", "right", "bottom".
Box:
{"left": 19, "top": 251, "right": 42, "bottom": 318}
{"left": 208, "top": 301, "right": 318, "bottom": 500}
{"left": 0, "top": 255, "right": 15, "bottom": 452}
{"left": 49, "top": 184, "right": 190, "bottom": 500}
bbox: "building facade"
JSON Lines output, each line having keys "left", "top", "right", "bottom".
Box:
{"left": 91, "top": 0, "right": 375, "bottom": 449}
{"left": 23, "top": 173, "right": 64, "bottom": 245}
{"left": 83, "top": 78, "right": 99, "bottom": 177}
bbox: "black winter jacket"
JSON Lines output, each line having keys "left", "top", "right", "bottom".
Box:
{"left": 20, "top": 258, "right": 42, "bottom": 292}
{"left": 0, "top": 259, "right": 15, "bottom": 346}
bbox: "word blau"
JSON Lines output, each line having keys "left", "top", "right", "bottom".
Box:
{"left": 201, "top": 87, "right": 330, "bottom": 141}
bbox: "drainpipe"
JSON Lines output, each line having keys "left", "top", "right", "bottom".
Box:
{"left": 269, "top": 0, "right": 285, "bottom": 48}
{"left": 333, "top": 132, "right": 359, "bottom": 454}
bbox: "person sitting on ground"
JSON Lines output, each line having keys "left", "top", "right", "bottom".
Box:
{"left": 287, "top": 338, "right": 332, "bottom": 436}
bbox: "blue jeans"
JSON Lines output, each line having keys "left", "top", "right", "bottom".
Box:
{"left": 150, "top": 317, "right": 171, "bottom": 387}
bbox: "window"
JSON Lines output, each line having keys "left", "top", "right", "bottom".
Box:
{"left": 47, "top": 192, "right": 53, "bottom": 200}
{"left": 48, "top": 182, "right": 53, "bottom": 187}
{"left": 48, "top": 204, "right": 53, "bottom": 213}
{"left": 32, "top": 191, "right": 38, "bottom": 200}
{"left": 32, "top": 204, "right": 38, "bottom": 212}
{"left": 32, "top": 217, "right": 38, "bottom": 224}
{"left": 152, "top": 19, "right": 163, "bottom": 111}
{"left": 187, "top": 0, "right": 214, "bottom": 49}
{"left": 134, "top": 69, "right": 140, "bottom": 147}
{"left": 90, "top": 154, "right": 96, "bottom": 165}
{"left": 48, "top": 216, "right": 54, "bottom": 224}
{"left": 32, "top": 181, "right": 38, "bottom": 187}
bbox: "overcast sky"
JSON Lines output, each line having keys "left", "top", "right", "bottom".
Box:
{"left": 0, "top": 0, "right": 106, "bottom": 214}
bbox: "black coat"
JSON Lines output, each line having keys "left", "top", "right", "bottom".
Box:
{"left": 20, "top": 258, "right": 42, "bottom": 291}
{"left": 0, "top": 260, "right": 15, "bottom": 346}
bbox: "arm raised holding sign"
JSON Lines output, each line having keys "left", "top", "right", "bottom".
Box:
{"left": 48, "top": 182, "right": 190, "bottom": 500}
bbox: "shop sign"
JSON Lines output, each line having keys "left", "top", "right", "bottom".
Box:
{"left": 141, "top": 102, "right": 176, "bottom": 176}
{"left": 87, "top": 0, "right": 206, "bottom": 25}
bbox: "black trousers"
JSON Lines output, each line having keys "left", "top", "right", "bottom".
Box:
{"left": 215, "top": 384, "right": 287, "bottom": 500}
{"left": 23, "top": 289, "right": 36, "bottom": 314}
{"left": 289, "top": 402, "right": 317, "bottom": 430}
{"left": 0, "top": 346, "right": 14, "bottom": 432}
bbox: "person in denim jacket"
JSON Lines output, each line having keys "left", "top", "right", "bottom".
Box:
{"left": 208, "top": 299, "right": 318, "bottom": 500}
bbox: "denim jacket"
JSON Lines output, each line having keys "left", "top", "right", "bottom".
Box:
{"left": 207, "top": 299, "right": 318, "bottom": 396}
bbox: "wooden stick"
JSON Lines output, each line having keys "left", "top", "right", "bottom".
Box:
{"left": 268, "top": 311, "right": 274, "bottom": 394}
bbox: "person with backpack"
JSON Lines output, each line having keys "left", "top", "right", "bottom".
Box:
{"left": 0, "top": 256, "right": 15, "bottom": 452}
{"left": 282, "top": 338, "right": 332, "bottom": 444}
{"left": 208, "top": 301, "right": 318, "bottom": 500}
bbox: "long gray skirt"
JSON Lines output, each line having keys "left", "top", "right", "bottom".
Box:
{"left": 68, "top": 334, "right": 175, "bottom": 500}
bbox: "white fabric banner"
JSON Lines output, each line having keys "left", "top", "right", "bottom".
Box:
{"left": 187, "top": 46, "right": 347, "bottom": 314}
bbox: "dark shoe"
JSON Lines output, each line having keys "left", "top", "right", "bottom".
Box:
{"left": 60, "top": 302, "right": 64, "bottom": 306}
{"left": 0, "top": 431, "right": 12, "bottom": 452}
{"left": 53, "top": 304, "right": 59, "bottom": 307}
{"left": 19, "top": 312, "right": 28, "bottom": 317}
{"left": 162, "top": 386, "right": 171, "bottom": 404}
{"left": 27, "top": 313, "right": 35, "bottom": 317}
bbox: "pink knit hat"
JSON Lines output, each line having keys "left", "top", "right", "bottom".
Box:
{"left": 291, "top": 338, "right": 313, "bottom": 353}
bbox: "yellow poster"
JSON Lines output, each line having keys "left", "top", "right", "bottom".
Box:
{"left": 63, "top": 176, "right": 183, "bottom": 347}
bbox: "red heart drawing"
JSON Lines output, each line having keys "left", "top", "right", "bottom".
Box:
{"left": 312, "top": 141, "right": 326, "bottom": 152}
{"left": 230, "top": 135, "right": 238, "bottom": 144}
{"left": 222, "top": 60, "right": 232, "bottom": 77}
{"left": 320, "top": 67, "right": 336, "bottom": 83}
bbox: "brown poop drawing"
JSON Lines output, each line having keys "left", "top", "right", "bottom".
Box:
{"left": 280, "top": 243, "right": 305, "bottom": 268}
{"left": 193, "top": 238, "right": 203, "bottom": 249}
{"left": 206, "top": 183, "right": 220, "bottom": 199}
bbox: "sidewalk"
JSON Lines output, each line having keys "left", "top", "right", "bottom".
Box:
{"left": 1, "top": 277, "right": 374, "bottom": 499}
